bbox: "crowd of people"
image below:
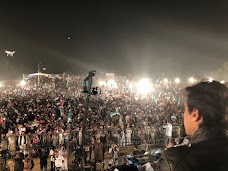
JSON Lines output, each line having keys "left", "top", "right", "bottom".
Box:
{"left": 0, "top": 73, "right": 186, "bottom": 170}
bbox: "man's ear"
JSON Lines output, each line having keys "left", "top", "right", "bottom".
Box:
{"left": 191, "top": 108, "right": 203, "bottom": 123}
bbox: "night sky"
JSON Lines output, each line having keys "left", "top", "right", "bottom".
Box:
{"left": 0, "top": 1, "right": 228, "bottom": 80}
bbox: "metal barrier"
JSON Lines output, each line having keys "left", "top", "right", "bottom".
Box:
{"left": 1, "top": 131, "right": 182, "bottom": 170}
{"left": 0, "top": 132, "right": 75, "bottom": 170}
{"left": 3, "top": 132, "right": 74, "bottom": 158}
{"left": 107, "top": 137, "right": 165, "bottom": 147}
{"left": 4, "top": 133, "right": 183, "bottom": 155}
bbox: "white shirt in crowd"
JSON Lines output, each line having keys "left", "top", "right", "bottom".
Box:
{"left": 163, "top": 123, "right": 173, "bottom": 137}
{"left": 55, "top": 155, "right": 64, "bottom": 168}
{"left": 126, "top": 128, "right": 132, "bottom": 138}
{"left": 78, "top": 130, "right": 82, "bottom": 145}
{"left": 18, "top": 135, "right": 26, "bottom": 145}
{"left": 49, "top": 149, "right": 55, "bottom": 162}
{"left": 19, "top": 127, "right": 26, "bottom": 136}
{"left": 144, "top": 126, "right": 150, "bottom": 135}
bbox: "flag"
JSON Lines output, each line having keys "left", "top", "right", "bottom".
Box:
{"left": 49, "top": 74, "right": 63, "bottom": 79}
{"left": 67, "top": 113, "right": 72, "bottom": 123}
{"left": 110, "top": 112, "right": 120, "bottom": 117}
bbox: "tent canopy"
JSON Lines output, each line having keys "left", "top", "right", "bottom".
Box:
{"left": 23, "top": 73, "right": 64, "bottom": 79}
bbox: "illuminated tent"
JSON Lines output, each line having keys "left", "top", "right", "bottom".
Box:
{"left": 23, "top": 73, "right": 64, "bottom": 80}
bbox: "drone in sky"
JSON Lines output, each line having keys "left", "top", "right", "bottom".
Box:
{"left": 5, "top": 50, "right": 16, "bottom": 56}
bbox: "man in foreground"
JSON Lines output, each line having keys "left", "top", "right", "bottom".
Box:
{"left": 157, "top": 81, "right": 228, "bottom": 171}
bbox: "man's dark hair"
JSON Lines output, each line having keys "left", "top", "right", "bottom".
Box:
{"left": 185, "top": 81, "right": 228, "bottom": 136}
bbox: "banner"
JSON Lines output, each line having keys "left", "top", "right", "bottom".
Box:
{"left": 23, "top": 74, "right": 36, "bottom": 80}
{"left": 49, "top": 74, "right": 63, "bottom": 79}
{"left": 110, "top": 112, "right": 120, "bottom": 117}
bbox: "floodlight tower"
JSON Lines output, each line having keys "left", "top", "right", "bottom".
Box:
{"left": 37, "top": 62, "right": 41, "bottom": 87}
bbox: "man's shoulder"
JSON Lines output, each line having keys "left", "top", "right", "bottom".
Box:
{"left": 163, "top": 144, "right": 190, "bottom": 160}
{"left": 157, "top": 145, "right": 192, "bottom": 171}
{"left": 159, "top": 139, "right": 228, "bottom": 171}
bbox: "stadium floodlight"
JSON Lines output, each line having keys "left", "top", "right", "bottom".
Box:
{"left": 99, "top": 81, "right": 106, "bottom": 86}
{"left": 208, "top": 78, "right": 213, "bottom": 82}
{"left": 20, "top": 80, "right": 26, "bottom": 86}
{"left": 136, "top": 78, "right": 152, "bottom": 95}
{"left": 163, "top": 78, "right": 168, "bottom": 83}
{"left": 220, "top": 80, "right": 225, "bottom": 84}
{"left": 188, "top": 77, "right": 195, "bottom": 83}
{"left": 174, "top": 78, "right": 180, "bottom": 84}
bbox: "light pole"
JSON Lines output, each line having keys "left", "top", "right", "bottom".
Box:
{"left": 37, "top": 62, "right": 47, "bottom": 87}
{"left": 37, "top": 62, "right": 41, "bottom": 87}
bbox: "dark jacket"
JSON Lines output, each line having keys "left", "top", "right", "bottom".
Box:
{"left": 94, "top": 142, "right": 104, "bottom": 162}
{"left": 14, "top": 152, "right": 24, "bottom": 171}
{"left": 157, "top": 128, "right": 228, "bottom": 171}
{"left": 39, "top": 152, "right": 48, "bottom": 166}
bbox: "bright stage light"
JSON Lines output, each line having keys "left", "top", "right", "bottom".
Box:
{"left": 107, "top": 79, "right": 115, "bottom": 85}
{"left": 129, "top": 83, "right": 133, "bottom": 90}
{"left": 136, "top": 78, "right": 152, "bottom": 95}
{"left": 188, "top": 77, "right": 195, "bottom": 83}
{"left": 208, "top": 78, "right": 213, "bottom": 82}
{"left": 107, "top": 79, "right": 117, "bottom": 88}
{"left": 20, "top": 80, "right": 26, "bottom": 86}
{"left": 164, "top": 78, "right": 168, "bottom": 83}
{"left": 220, "top": 80, "right": 225, "bottom": 84}
{"left": 99, "top": 81, "right": 106, "bottom": 86}
{"left": 174, "top": 78, "right": 180, "bottom": 84}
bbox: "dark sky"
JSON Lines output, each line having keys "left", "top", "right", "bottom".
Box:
{"left": 0, "top": 1, "right": 228, "bottom": 80}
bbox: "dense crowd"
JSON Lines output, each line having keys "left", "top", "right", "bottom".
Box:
{"left": 0, "top": 74, "right": 185, "bottom": 170}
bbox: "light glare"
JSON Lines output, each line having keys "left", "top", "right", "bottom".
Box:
{"left": 129, "top": 83, "right": 133, "bottom": 90}
{"left": 99, "top": 81, "right": 106, "bottom": 86}
{"left": 107, "top": 79, "right": 118, "bottom": 88}
{"left": 208, "top": 78, "right": 213, "bottom": 82}
{"left": 175, "top": 78, "right": 180, "bottom": 84}
{"left": 188, "top": 77, "right": 195, "bottom": 83}
{"left": 20, "top": 80, "right": 26, "bottom": 86}
{"left": 164, "top": 78, "right": 168, "bottom": 83}
{"left": 136, "top": 78, "right": 152, "bottom": 95}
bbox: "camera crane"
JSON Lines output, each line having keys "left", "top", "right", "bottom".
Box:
{"left": 80, "top": 70, "right": 98, "bottom": 171}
